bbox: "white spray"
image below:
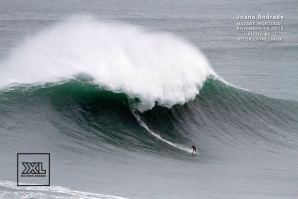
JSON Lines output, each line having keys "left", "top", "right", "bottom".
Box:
{"left": 0, "top": 16, "right": 214, "bottom": 112}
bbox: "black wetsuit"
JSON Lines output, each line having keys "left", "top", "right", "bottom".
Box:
{"left": 191, "top": 145, "right": 196, "bottom": 153}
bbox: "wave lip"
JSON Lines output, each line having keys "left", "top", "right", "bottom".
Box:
{"left": 0, "top": 15, "right": 214, "bottom": 111}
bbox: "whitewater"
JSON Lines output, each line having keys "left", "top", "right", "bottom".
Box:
{"left": 0, "top": 16, "right": 214, "bottom": 112}
{"left": 1, "top": 1, "right": 298, "bottom": 198}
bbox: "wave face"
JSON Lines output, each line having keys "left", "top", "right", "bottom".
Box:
{"left": 1, "top": 16, "right": 298, "bottom": 199}
{"left": 1, "top": 76, "right": 297, "bottom": 155}
{"left": 0, "top": 16, "right": 213, "bottom": 111}
{"left": 1, "top": 75, "right": 297, "bottom": 199}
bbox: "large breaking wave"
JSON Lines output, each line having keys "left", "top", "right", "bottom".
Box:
{"left": 0, "top": 16, "right": 214, "bottom": 112}
{"left": 0, "top": 16, "right": 297, "bottom": 156}
{"left": 0, "top": 77, "right": 297, "bottom": 156}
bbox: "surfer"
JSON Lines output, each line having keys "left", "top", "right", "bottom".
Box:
{"left": 191, "top": 145, "right": 196, "bottom": 153}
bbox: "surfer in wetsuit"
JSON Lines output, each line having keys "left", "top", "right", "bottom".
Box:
{"left": 191, "top": 145, "right": 196, "bottom": 153}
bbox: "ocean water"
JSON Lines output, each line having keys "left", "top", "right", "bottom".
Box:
{"left": 0, "top": 0, "right": 297, "bottom": 199}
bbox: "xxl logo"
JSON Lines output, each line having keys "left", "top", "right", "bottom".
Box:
{"left": 22, "top": 162, "right": 46, "bottom": 174}
{"left": 17, "top": 153, "right": 50, "bottom": 186}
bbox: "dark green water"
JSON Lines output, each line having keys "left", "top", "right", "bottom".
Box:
{"left": 1, "top": 0, "right": 298, "bottom": 198}
{"left": 1, "top": 76, "right": 297, "bottom": 198}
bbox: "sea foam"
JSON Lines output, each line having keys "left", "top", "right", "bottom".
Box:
{"left": 0, "top": 16, "right": 214, "bottom": 111}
